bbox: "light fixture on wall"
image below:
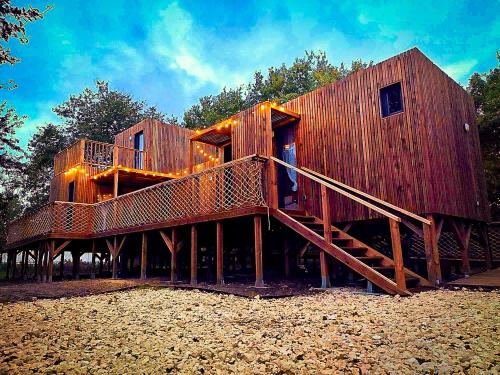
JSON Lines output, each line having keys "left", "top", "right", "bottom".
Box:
{"left": 464, "top": 123, "right": 470, "bottom": 132}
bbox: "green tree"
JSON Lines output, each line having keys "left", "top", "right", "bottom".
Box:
{"left": 53, "top": 81, "right": 170, "bottom": 143}
{"left": 183, "top": 50, "right": 372, "bottom": 128}
{"left": 0, "top": 0, "right": 51, "bottom": 89}
{"left": 23, "top": 124, "right": 68, "bottom": 211}
{"left": 468, "top": 52, "right": 500, "bottom": 219}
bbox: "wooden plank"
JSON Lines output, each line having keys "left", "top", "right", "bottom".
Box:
{"left": 389, "top": 218, "right": 406, "bottom": 290}
{"left": 90, "top": 240, "right": 96, "bottom": 279}
{"left": 272, "top": 209, "right": 410, "bottom": 295}
{"left": 111, "top": 236, "right": 118, "bottom": 279}
{"left": 47, "top": 240, "right": 55, "bottom": 283}
{"left": 171, "top": 228, "right": 178, "bottom": 283}
{"left": 190, "top": 225, "right": 197, "bottom": 285}
{"left": 254, "top": 215, "right": 264, "bottom": 287}
{"left": 53, "top": 240, "right": 71, "bottom": 258}
{"left": 159, "top": 230, "right": 173, "bottom": 253}
{"left": 320, "top": 184, "right": 331, "bottom": 288}
{"left": 423, "top": 214, "right": 442, "bottom": 285}
{"left": 141, "top": 232, "right": 148, "bottom": 279}
{"left": 216, "top": 221, "right": 224, "bottom": 284}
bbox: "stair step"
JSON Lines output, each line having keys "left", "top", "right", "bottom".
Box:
{"left": 373, "top": 266, "right": 395, "bottom": 271}
{"left": 342, "top": 246, "right": 368, "bottom": 255}
{"left": 291, "top": 215, "right": 316, "bottom": 223}
{"left": 331, "top": 238, "right": 352, "bottom": 244}
{"left": 311, "top": 228, "right": 341, "bottom": 236}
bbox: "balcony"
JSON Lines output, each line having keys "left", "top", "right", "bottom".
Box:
{"left": 6, "top": 156, "right": 267, "bottom": 248}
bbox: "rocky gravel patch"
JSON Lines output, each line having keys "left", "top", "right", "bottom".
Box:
{"left": 0, "top": 288, "right": 498, "bottom": 374}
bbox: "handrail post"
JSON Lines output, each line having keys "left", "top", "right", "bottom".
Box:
{"left": 320, "top": 184, "right": 331, "bottom": 288}
{"left": 389, "top": 218, "right": 406, "bottom": 291}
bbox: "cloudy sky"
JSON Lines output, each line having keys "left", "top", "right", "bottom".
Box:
{"left": 3, "top": 0, "right": 499, "bottom": 147}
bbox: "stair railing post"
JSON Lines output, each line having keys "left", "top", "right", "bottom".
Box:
{"left": 389, "top": 218, "right": 406, "bottom": 291}
{"left": 320, "top": 184, "right": 331, "bottom": 288}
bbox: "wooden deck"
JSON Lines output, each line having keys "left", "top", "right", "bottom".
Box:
{"left": 447, "top": 268, "right": 500, "bottom": 289}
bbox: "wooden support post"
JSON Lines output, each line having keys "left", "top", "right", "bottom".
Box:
{"left": 141, "top": 232, "right": 148, "bottom": 280}
{"left": 5, "top": 251, "right": 11, "bottom": 280}
{"left": 37, "top": 243, "right": 43, "bottom": 282}
{"left": 188, "top": 140, "right": 194, "bottom": 174}
{"left": 451, "top": 219, "right": 472, "bottom": 276}
{"left": 389, "top": 218, "right": 406, "bottom": 291}
{"left": 423, "top": 215, "right": 442, "bottom": 285}
{"left": 91, "top": 240, "right": 96, "bottom": 279}
{"left": 111, "top": 237, "right": 118, "bottom": 279}
{"left": 59, "top": 251, "right": 65, "bottom": 278}
{"left": 34, "top": 247, "right": 39, "bottom": 281}
{"left": 99, "top": 252, "right": 104, "bottom": 275}
{"left": 47, "top": 240, "right": 54, "bottom": 283}
{"left": 254, "top": 215, "right": 264, "bottom": 287}
{"left": 190, "top": 225, "right": 197, "bottom": 285}
{"left": 72, "top": 250, "right": 80, "bottom": 280}
{"left": 113, "top": 169, "right": 119, "bottom": 198}
{"left": 320, "top": 184, "right": 331, "bottom": 288}
{"left": 478, "top": 224, "right": 493, "bottom": 270}
{"left": 42, "top": 245, "right": 48, "bottom": 283}
{"left": 20, "top": 250, "right": 26, "bottom": 279}
{"left": 171, "top": 228, "right": 178, "bottom": 283}
{"left": 216, "top": 221, "right": 224, "bottom": 285}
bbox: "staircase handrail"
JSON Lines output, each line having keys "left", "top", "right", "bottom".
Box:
{"left": 269, "top": 156, "right": 402, "bottom": 222}
{"left": 301, "top": 167, "right": 431, "bottom": 225}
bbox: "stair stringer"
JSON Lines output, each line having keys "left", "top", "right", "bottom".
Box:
{"left": 272, "top": 209, "right": 411, "bottom": 296}
{"left": 327, "top": 222, "right": 431, "bottom": 287}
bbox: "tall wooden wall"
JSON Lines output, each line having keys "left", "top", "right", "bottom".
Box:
{"left": 230, "top": 48, "right": 488, "bottom": 223}
{"left": 114, "top": 119, "right": 212, "bottom": 173}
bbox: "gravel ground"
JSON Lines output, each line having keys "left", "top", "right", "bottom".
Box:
{"left": 0, "top": 288, "right": 498, "bottom": 374}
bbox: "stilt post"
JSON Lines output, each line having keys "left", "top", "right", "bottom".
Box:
{"left": 254, "top": 215, "right": 264, "bottom": 287}
{"left": 91, "top": 240, "right": 96, "bottom": 279}
{"left": 320, "top": 184, "right": 331, "bottom": 288}
{"left": 423, "top": 215, "right": 442, "bottom": 285}
{"left": 216, "top": 221, "right": 224, "bottom": 284}
{"left": 171, "top": 228, "right": 178, "bottom": 283}
{"left": 47, "top": 240, "right": 54, "bottom": 282}
{"left": 190, "top": 225, "right": 197, "bottom": 285}
{"left": 141, "top": 232, "right": 148, "bottom": 279}
{"left": 389, "top": 218, "right": 406, "bottom": 291}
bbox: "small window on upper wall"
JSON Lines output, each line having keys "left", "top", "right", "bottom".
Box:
{"left": 380, "top": 82, "right": 403, "bottom": 117}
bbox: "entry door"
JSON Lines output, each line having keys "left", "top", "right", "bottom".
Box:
{"left": 274, "top": 124, "right": 299, "bottom": 209}
{"left": 134, "top": 131, "right": 144, "bottom": 169}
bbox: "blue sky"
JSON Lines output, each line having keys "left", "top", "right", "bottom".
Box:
{"left": 2, "top": 0, "right": 499, "bottom": 148}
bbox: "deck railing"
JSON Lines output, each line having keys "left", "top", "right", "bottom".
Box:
{"left": 6, "top": 156, "right": 267, "bottom": 247}
{"left": 54, "top": 139, "right": 148, "bottom": 176}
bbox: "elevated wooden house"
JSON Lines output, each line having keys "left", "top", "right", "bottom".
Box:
{"left": 3, "top": 48, "right": 493, "bottom": 295}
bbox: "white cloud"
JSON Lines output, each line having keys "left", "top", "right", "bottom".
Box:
{"left": 442, "top": 59, "right": 478, "bottom": 80}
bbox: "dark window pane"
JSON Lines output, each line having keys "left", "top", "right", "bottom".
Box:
{"left": 380, "top": 82, "right": 403, "bottom": 117}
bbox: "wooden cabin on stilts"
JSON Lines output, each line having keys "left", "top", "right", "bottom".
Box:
{"left": 2, "top": 48, "right": 495, "bottom": 295}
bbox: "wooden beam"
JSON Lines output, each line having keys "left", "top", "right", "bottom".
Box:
{"left": 111, "top": 236, "right": 118, "bottom": 279}
{"left": 159, "top": 230, "right": 173, "bottom": 253}
{"left": 59, "top": 250, "right": 65, "bottom": 278}
{"left": 478, "top": 224, "right": 492, "bottom": 269}
{"left": 190, "top": 225, "right": 197, "bottom": 285}
{"left": 141, "top": 232, "right": 148, "bottom": 279}
{"left": 91, "top": 240, "right": 96, "bottom": 279}
{"left": 254, "top": 215, "right": 264, "bottom": 287}
{"left": 113, "top": 169, "right": 119, "bottom": 198}
{"left": 450, "top": 219, "right": 472, "bottom": 276}
{"left": 342, "top": 222, "right": 353, "bottom": 233}
{"left": 53, "top": 240, "right": 71, "bottom": 258}
{"left": 72, "top": 249, "right": 80, "bottom": 280}
{"left": 116, "top": 235, "right": 127, "bottom": 257}
{"left": 423, "top": 215, "right": 442, "bottom": 285}
{"left": 320, "top": 184, "right": 331, "bottom": 288}
{"left": 389, "top": 219, "right": 406, "bottom": 290}
{"left": 171, "top": 228, "right": 178, "bottom": 283}
{"left": 48, "top": 240, "right": 55, "bottom": 283}
{"left": 216, "top": 221, "right": 224, "bottom": 284}
{"left": 402, "top": 219, "right": 423, "bottom": 238}
{"left": 299, "top": 241, "right": 310, "bottom": 258}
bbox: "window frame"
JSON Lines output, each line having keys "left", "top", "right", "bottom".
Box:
{"left": 379, "top": 81, "right": 404, "bottom": 118}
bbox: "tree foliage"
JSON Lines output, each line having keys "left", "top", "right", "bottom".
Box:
{"left": 468, "top": 52, "right": 500, "bottom": 220}
{"left": 0, "top": 0, "right": 51, "bottom": 89}
{"left": 53, "top": 81, "right": 169, "bottom": 144}
{"left": 183, "top": 51, "right": 372, "bottom": 129}
{"left": 23, "top": 124, "right": 68, "bottom": 211}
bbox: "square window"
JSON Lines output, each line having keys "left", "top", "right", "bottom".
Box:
{"left": 380, "top": 82, "right": 403, "bottom": 117}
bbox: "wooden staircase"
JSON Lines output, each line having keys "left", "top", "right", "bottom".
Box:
{"left": 282, "top": 211, "right": 430, "bottom": 295}
{"left": 268, "top": 156, "right": 434, "bottom": 296}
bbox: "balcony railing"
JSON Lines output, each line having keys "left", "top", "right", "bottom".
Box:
{"left": 54, "top": 139, "right": 148, "bottom": 176}
{"left": 6, "top": 156, "right": 267, "bottom": 248}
